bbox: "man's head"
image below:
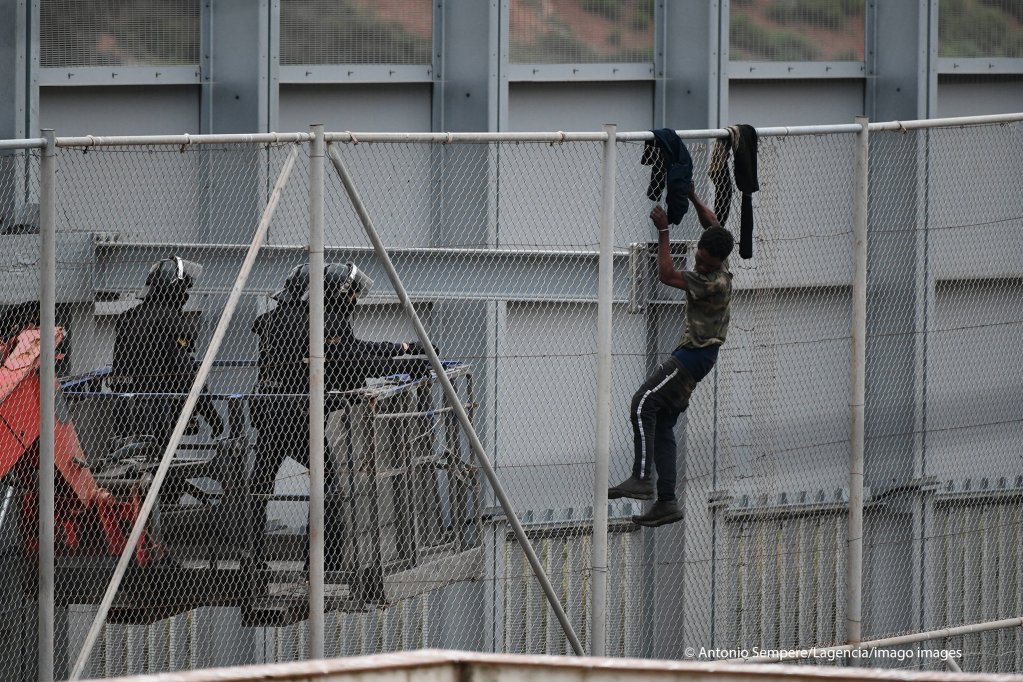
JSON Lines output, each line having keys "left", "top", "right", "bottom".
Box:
{"left": 695, "top": 226, "right": 733, "bottom": 273}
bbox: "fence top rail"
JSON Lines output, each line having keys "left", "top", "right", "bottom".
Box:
{"left": 324, "top": 126, "right": 865, "bottom": 143}
{"left": 618, "top": 124, "right": 865, "bottom": 141}
{"left": 869, "top": 112, "right": 1023, "bottom": 131}
{"left": 0, "top": 138, "right": 46, "bottom": 150}
{"left": 54, "top": 132, "right": 313, "bottom": 148}
{"left": 36, "top": 112, "right": 1022, "bottom": 148}
{"left": 325, "top": 131, "right": 609, "bottom": 143}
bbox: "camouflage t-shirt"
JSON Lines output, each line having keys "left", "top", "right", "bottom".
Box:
{"left": 679, "top": 266, "right": 732, "bottom": 348}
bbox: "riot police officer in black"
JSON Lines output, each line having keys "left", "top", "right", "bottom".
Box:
{"left": 110, "top": 257, "right": 225, "bottom": 446}
{"left": 247, "top": 262, "right": 429, "bottom": 584}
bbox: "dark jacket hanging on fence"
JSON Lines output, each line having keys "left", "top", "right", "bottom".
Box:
{"left": 641, "top": 128, "right": 694, "bottom": 225}
{"left": 709, "top": 124, "right": 759, "bottom": 259}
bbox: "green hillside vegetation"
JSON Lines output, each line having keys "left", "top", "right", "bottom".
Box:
{"left": 510, "top": 0, "right": 654, "bottom": 63}
{"left": 731, "top": 0, "right": 862, "bottom": 61}
{"left": 280, "top": 0, "right": 431, "bottom": 65}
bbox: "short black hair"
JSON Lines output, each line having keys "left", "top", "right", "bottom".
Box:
{"left": 697, "top": 225, "right": 734, "bottom": 261}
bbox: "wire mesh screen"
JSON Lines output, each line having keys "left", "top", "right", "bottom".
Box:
{"left": 509, "top": 0, "right": 654, "bottom": 63}
{"left": 2, "top": 116, "right": 1022, "bottom": 679}
{"left": 0, "top": 146, "right": 42, "bottom": 681}
{"left": 862, "top": 121, "right": 1023, "bottom": 673}
{"left": 47, "top": 142, "right": 317, "bottom": 677}
{"left": 324, "top": 137, "right": 606, "bottom": 656}
{"left": 280, "top": 0, "right": 432, "bottom": 65}
{"left": 938, "top": 0, "right": 1023, "bottom": 58}
{"left": 729, "top": 0, "right": 865, "bottom": 61}
{"left": 606, "top": 132, "right": 856, "bottom": 661}
{"left": 40, "top": 0, "right": 200, "bottom": 68}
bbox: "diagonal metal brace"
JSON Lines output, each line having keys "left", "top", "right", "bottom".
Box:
{"left": 327, "top": 143, "right": 585, "bottom": 656}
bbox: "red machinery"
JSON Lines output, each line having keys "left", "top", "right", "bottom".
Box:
{"left": 0, "top": 315, "right": 481, "bottom": 626}
{"left": 0, "top": 326, "right": 158, "bottom": 564}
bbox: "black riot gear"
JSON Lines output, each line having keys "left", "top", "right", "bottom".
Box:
{"left": 247, "top": 261, "right": 423, "bottom": 577}
{"left": 110, "top": 256, "right": 223, "bottom": 444}
{"left": 138, "top": 257, "right": 203, "bottom": 305}
{"left": 271, "top": 261, "right": 374, "bottom": 304}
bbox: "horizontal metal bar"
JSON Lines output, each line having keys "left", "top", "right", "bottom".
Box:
{"left": 39, "top": 65, "right": 201, "bottom": 87}
{"left": 55, "top": 132, "right": 312, "bottom": 147}
{"left": 617, "top": 123, "right": 864, "bottom": 141}
{"left": 324, "top": 131, "right": 608, "bottom": 143}
{"left": 0, "top": 138, "right": 46, "bottom": 150}
{"left": 94, "top": 241, "right": 636, "bottom": 303}
{"left": 729, "top": 60, "right": 866, "bottom": 79}
{"left": 372, "top": 404, "right": 480, "bottom": 420}
{"left": 733, "top": 616, "right": 1023, "bottom": 663}
{"left": 870, "top": 112, "right": 1023, "bottom": 131}
{"left": 280, "top": 64, "right": 433, "bottom": 84}
{"left": 39, "top": 113, "right": 1023, "bottom": 149}
{"left": 938, "top": 57, "right": 1023, "bottom": 74}
{"left": 96, "top": 240, "right": 631, "bottom": 261}
{"left": 507, "top": 62, "right": 655, "bottom": 82}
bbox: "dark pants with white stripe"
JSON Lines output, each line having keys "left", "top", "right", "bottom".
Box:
{"left": 630, "top": 357, "right": 698, "bottom": 502}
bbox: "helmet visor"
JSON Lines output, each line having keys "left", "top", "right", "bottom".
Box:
{"left": 349, "top": 265, "right": 374, "bottom": 296}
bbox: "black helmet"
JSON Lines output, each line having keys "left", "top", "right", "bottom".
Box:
{"left": 272, "top": 263, "right": 310, "bottom": 303}
{"left": 272, "top": 262, "right": 373, "bottom": 303}
{"left": 139, "top": 256, "right": 202, "bottom": 300}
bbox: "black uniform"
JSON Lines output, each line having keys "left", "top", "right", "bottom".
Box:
{"left": 247, "top": 291, "right": 407, "bottom": 571}
{"left": 110, "top": 292, "right": 223, "bottom": 445}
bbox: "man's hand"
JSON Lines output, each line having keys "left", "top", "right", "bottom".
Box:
{"left": 405, "top": 341, "right": 439, "bottom": 357}
{"left": 650, "top": 205, "right": 669, "bottom": 232}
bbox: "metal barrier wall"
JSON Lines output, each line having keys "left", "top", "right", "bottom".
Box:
{"left": 0, "top": 113, "right": 1020, "bottom": 679}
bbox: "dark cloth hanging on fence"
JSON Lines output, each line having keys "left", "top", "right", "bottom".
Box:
{"left": 641, "top": 128, "right": 694, "bottom": 225}
{"left": 709, "top": 124, "right": 759, "bottom": 259}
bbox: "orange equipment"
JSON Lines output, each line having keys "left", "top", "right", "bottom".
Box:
{"left": 0, "top": 325, "right": 158, "bottom": 564}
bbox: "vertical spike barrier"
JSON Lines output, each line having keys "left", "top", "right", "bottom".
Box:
{"left": 38, "top": 128, "right": 57, "bottom": 682}
{"left": 591, "top": 123, "right": 617, "bottom": 657}
{"left": 327, "top": 143, "right": 585, "bottom": 657}
{"left": 308, "top": 124, "right": 326, "bottom": 660}
{"left": 68, "top": 145, "right": 302, "bottom": 681}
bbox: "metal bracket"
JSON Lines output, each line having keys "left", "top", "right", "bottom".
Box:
{"left": 628, "top": 239, "right": 695, "bottom": 313}
{"left": 708, "top": 488, "right": 733, "bottom": 510}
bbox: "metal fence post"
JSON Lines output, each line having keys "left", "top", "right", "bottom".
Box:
{"left": 848, "top": 115, "right": 869, "bottom": 647}
{"left": 591, "top": 123, "right": 616, "bottom": 657}
{"left": 38, "top": 128, "right": 56, "bottom": 682}
{"left": 308, "top": 123, "right": 326, "bottom": 660}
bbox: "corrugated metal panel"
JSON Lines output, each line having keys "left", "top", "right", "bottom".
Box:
{"left": 931, "top": 496, "right": 1023, "bottom": 673}
{"left": 723, "top": 510, "right": 847, "bottom": 654}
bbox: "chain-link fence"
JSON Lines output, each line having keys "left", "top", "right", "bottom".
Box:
{"left": 0, "top": 113, "right": 1020, "bottom": 680}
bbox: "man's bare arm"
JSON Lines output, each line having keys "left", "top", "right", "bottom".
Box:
{"left": 688, "top": 187, "right": 720, "bottom": 229}
{"left": 650, "top": 205, "right": 688, "bottom": 291}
